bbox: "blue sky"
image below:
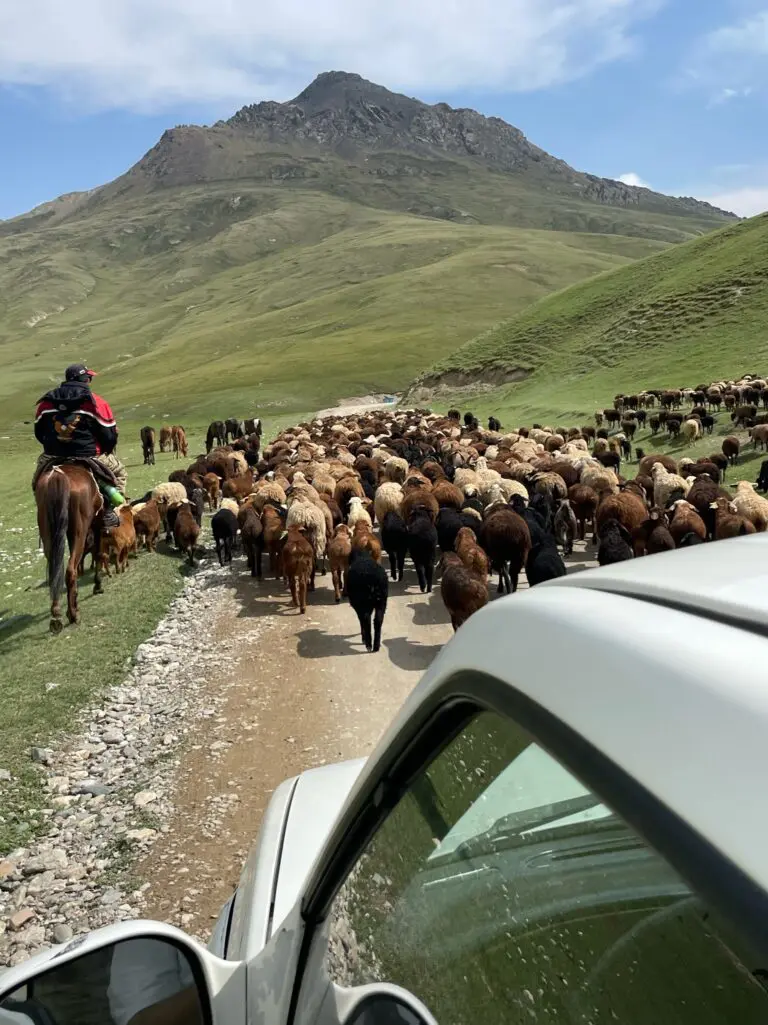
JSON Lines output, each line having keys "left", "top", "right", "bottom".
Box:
{"left": 1, "top": 0, "right": 767, "bottom": 220}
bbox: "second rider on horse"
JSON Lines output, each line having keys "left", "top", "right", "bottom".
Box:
{"left": 33, "top": 364, "right": 127, "bottom": 528}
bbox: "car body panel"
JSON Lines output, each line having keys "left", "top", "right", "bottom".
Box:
{"left": 218, "top": 760, "right": 366, "bottom": 960}
{"left": 272, "top": 759, "right": 365, "bottom": 935}
{"left": 299, "top": 544, "right": 768, "bottom": 907}
{"left": 547, "top": 532, "right": 768, "bottom": 628}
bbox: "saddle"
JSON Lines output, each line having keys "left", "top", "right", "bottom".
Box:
{"left": 45, "top": 456, "right": 118, "bottom": 490}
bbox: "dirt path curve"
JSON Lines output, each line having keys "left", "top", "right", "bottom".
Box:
{"left": 139, "top": 540, "right": 595, "bottom": 940}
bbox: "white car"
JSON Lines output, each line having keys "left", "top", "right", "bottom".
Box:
{"left": 3, "top": 535, "right": 768, "bottom": 1025}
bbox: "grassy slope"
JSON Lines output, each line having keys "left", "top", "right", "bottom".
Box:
{"left": 414, "top": 213, "right": 768, "bottom": 424}
{"left": 0, "top": 184, "right": 668, "bottom": 431}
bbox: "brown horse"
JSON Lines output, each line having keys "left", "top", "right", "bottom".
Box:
{"left": 35, "top": 465, "right": 105, "bottom": 633}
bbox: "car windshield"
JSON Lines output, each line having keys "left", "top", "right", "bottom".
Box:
{"left": 429, "top": 741, "right": 614, "bottom": 863}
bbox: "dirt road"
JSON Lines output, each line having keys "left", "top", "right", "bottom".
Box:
{"left": 140, "top": 540, "right": 596, "bottom": 938}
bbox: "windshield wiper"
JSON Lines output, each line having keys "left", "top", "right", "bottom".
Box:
{"left": 444, "top": 794, "right": 606, "bottom": 862}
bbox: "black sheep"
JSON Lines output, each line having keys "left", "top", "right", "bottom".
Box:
{"left": 211, "top": 508, "right": 238, "bottom": 566}
{"left": 488, "top": 415, "right": 502, "bottom": 432}
{"left": 509, "top": 495, "right": 547, "bottom": 546}
{"left": 448, "top": 408, "right": 461, "bottom": 421}
{"left": 346, "top": 548, "right": 389, "bottom": 652}
{"left": 597, "top": 451, "right": 621, "bottom": 472}
{"left": 526, "top": 536, "right": 567, "bottom": 587}
{"left": 678, "top": 531, "right": 705, "bottom": 547}
{"left": 461, "top": 496, "right": 484, "bottom": 518}
{"left": 190, "top": 488, "right": 205, "bottom": 527}
{"left": 463, "top": 411, "right": 475, "bottom": 427}
{"left": 597, "top": 519, "right": 634, "bottom": 566}
{"left": 407, "top": 510, "right": 438, "bottom": 593}
{"left": 757, "top": 459, "right": 768, "bottom": 493}
{"left": 381, "top": 511, "right": 409, "bottom": 582}
{"left": 436, "top": 507, "right": 464, "bottom": 555}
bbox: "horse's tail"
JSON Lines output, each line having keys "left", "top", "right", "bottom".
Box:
{"left": 46, "top": 470, "right": 69, "bottom": 604}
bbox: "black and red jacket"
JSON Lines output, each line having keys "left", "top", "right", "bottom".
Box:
{"left": 34, "top": 382, "right": 118, "bottom": 458}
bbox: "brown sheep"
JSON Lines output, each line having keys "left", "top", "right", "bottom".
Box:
{"left": 282, "top": 525, "right": 315, "bottom": 614}
{"left": 638, "top": 453, "right": 678, "bottom": 477}
{"left": 478, "top": 507, "right": 531, "bottom": 595}
{"left": 632, "top": 509, "right": 675, "bottom": 557}
{"left": 567, "top": 484, "right": 599, "bottom": 541}
{"left": 328, "top": 524, "right": 353, "bottom": 603}
{"left": 321, "top": 494, "right": 344, "bottom": 529}
{"left": 432, "top": 480, "right": 465, "bottom": 510}
{"left": 722, "top": 436, "right": 741, "bottom": 466}
{"left": 401, "top": 488, "right": 439, "bottom": 525}
{"left": 261, "top": 504, "right": 286, "bottom": 578}
{"left": 455, "top": 527, "right": 489, "bottom": 586}
{"left": 171, "top": 425, "right": 188, "bottom": 460}
{"left": 222, "top": 471, "right": 254, "bottom": 502}
{"left": 334, "top": 475, "right": 365, "bottom": 518}
{"left": 133, "top": 499, "right": 162, "bottom": 552}
{"left": 549, "top": 461, "right": 580, "bottom": 489}
{"left": 351, "top": 522, "right": 382, "bottom": 563}
{"left": 440, "top": 553, "right": 489, "bottom": 632}
{"left": 667, "top": 501, "right": 707, "bottom": 547}
{"left": 238, "top": 503, "right": 264, "bottom": 578}
{"left": 98, "top": 506, "right": 136, "bottom": 575}
{"left": 711, "top": 498, "right": 757, "bottom": 540}
{"left": 172, "top": 503, "right": 199, "bottom": 565}
{"left": 158, "top": 425, "right": 172, "bottom": 453}
{"left": 595, "top": 492, "right": 648, "bottom": 540}
{"left": 752, "top": 424, "right": 768, "bottom": 451}
{"left": 202, "top": 473, "right": 221, "bottom": 510}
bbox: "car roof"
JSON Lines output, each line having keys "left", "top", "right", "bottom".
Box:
{"left": 545, "top": 532, "right": 768, "bottom": 634}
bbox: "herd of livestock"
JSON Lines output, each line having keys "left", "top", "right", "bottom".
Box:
{"left": 89, "top": 373, "right": 768, "bottom": 652}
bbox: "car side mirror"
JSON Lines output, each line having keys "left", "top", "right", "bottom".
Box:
{"left": 335, "top": 984, "right": 438, "bottom": 1025}
{"left": 0, "top": 921, "right": 244, "bottom": 1025}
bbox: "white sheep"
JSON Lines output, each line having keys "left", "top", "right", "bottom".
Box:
{"left": 732, "top": 481, "right": 768, "bottom": 531}
{"left": 347, "top": 496, "right": 373, "bottom": 530}
{"left": 286, "top": 497, "right": 327, "bottom": 563}
{"left": 151, "top": 482, "right": 187, "bottom": 506}
{"left": 220, "top": 498, "right": 240, "bottom": 516}
{"left": 682, "top": 419, "right": 700, "bottom": 443}
{"left": 651, "top": 463, "right": 691, "bottom": 509}
{"left": 374, "top": 482, "right": 403, "bottom": 523}
{"left": 384, "top": 456, "right": 409, "bottom": 483}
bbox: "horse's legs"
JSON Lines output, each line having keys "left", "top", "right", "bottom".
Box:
{"left": 66, "top": 518, "right": 88, "bottom": 625}
{"left": 92, "top": 523, "right": 104, "bottom": 596}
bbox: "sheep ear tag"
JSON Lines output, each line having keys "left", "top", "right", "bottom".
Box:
{"left": 280, "top": 530, "right": 288, "bottom": 540}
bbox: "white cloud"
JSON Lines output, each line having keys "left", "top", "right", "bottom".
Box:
{"left": 685, "top": 8, "right": 767, "bottom": 99}
{"left": 0, "top": 0, "right": 662, "bottom": 111}
{"left": 618, "top": 172, "right": 650, "bottom": 188}
{"left": 700, "top": 187, "right": 768, "bottom": 217}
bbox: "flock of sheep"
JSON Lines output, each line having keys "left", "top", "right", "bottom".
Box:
{"left": 96, "top": 372, "right": 768, "bottom": 654}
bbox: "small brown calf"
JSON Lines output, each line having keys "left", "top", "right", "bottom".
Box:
{"left": 98, "top": 506, "right": 136, "bottom": 576}
{"left": 133, "top": 499, "right": 162, "bottom": 552}
{"left": 173, "top": 503, "right": 199, "bottom": 565}
{"left": 351, "top": 522, "right": 382, "bottom": 562}
{"left": 282, "top": 525, "right": 314, "bottom": 613}
{"left": 328, "top": 524, "right": 352, "bottom": 602}
{"left": 202, "top": 473, "right": 221, "bottom": 510}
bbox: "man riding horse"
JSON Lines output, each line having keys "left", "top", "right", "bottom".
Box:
{"left": 32, "top": 364, "right": 127, "bottom": 528}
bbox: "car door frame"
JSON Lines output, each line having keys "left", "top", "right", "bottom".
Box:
{"left": 288, "top": 663, "right": 768, "bottom": 1024}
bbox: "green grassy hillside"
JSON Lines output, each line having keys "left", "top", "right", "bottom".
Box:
{"left": 413, "top": 213, "right": 768, "bottom": 424}
{"left": 0, "top": 184, "right": 667, "bottom": 431}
